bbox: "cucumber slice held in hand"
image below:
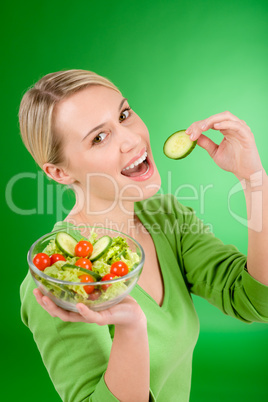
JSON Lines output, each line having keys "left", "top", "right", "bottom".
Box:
{"left": 163, "top": 129, "right": 197, "bottom": 160}
{"left": 89, "top": 235, "right": 112, "bottom": 262}
{"left": 55, "top": 232, "right": 78, "bottom": 257}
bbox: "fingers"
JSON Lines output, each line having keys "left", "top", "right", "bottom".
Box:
{"left": 33, "top": 289, "right": 87, "bottom": 322}
{"left": 213, "top": 120, "right": 252, "bottom": 136}
{"left": 186, "top": 111, "right": 251, "bottom": 141}
{"left": 212, "top": 120, "right": 254, "bottom": 147}
{"left": 33, "top": 288, "right": 121, "bottom": 325}
{"left": 201, "top": 111, "right": 242, "bottom": 132}
{"left": 33, "top": 288, "right": 52, "bottom": 312}
{"left": 76, "top": 295, "right": 144, "bottom": 327}
{"left": 33, "top": 289, "right": 144, "bottom": 327}
{"left": 197, "top": 134, "right": 218, "bottom": 158}
{"left": 76, "top": 303, "right": 107, "bottom": 325}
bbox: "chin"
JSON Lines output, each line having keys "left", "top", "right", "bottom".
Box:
{"left": 117, "top": 168, "right": 162, "bottom": 203}
{"left": 143, "top": 170, "right": 161, "bottom": 200}
{"left": 138, "top": 168, "right": 162, "bottom": 201}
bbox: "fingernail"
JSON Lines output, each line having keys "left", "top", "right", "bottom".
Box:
{"left": 201, "top": 124, "right": 206, "bottom": 130}
{"left": 43, "top": 300, "right": 47, "bottom": 306}
{"left": 185, "top": 127, "right": 192, "bottom": 134}
{"left": 214, "top": 123, "right": 220, "bottom": 127}
{"left": 190, "top": 134, "right": 195, "bottom": 140}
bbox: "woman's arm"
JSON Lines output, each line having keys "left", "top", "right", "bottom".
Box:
{"left": 242, "top": 169, "right": 268, "bottom": 285}
{"left": 105, "top": 316, "right": 150, "bottom": 402}
{"left": 186, "top": 111, "right": 268, "bottom": 285}
{"left": 34, "top": 289, "right": 150, "bottom": 402}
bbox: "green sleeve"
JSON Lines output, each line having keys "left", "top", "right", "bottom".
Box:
{"left": 169, "top": 194, "right": 268, "bottom": 324}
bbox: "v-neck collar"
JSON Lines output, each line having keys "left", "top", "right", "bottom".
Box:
{"left": 133, "top": 200, "right": 170, "bottom": 311}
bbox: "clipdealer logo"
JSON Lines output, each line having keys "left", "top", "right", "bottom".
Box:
{"left": 4, "top": 169, "right": 264, "bottom": 232}
{"left": 5, "top": 170, "right": 213, "bottom": 218}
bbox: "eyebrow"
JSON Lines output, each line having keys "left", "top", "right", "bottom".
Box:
{"left": 81, "top": 97, "right": 128, "bottom": 142}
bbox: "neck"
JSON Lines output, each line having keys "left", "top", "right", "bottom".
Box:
{"left": 65, "top": 192, "right": 143, "bottom": 239}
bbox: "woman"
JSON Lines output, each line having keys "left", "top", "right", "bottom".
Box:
{"left": 20, "top": 69, "right": 268, "bottom": 402}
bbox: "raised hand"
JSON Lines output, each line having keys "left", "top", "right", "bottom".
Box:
{"left": 185, "top": 111, "right": 264, "bottom": 181}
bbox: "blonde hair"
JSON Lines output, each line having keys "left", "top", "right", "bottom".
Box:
{"left": 19, "top": 69, "right": 121, "bottom": 168}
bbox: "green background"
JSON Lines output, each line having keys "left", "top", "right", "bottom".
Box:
{"left": 2, "top": 0, "right": 267, "bottom": 400}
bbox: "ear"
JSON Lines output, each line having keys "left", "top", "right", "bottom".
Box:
{"left": 43, "top": 163, "right": 76, "bottom": 185}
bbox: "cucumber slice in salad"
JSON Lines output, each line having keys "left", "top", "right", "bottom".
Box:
{"left": 62, "top": 263, "right": 102, "bottom": 281}
{"left": 55, "top": 232, "right": 78, "bottom": 257}
{"left": 89, "top": 235, "right": 112, "bottom": 262}
{"left": 163, "top": 130, "right": 197, "bottom": 159}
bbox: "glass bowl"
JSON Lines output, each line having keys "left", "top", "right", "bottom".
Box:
{"left": 27, "top": 226, "right": 145, "bottom": 312}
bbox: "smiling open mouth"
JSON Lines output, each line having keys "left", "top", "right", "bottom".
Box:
{"left": 121, "top": 151, "right": 150, "bottom": 177}
{"left": 121, "top": 159, "right": 149, "bottom": 177}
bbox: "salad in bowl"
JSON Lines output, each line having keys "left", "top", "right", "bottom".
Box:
{"left": 28, "top": 226, "right": 145, "bottom": 312}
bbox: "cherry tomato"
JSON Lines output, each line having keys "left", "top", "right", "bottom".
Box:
{"left": 50, "top": 254, "right": 66, "bottom": 265}
{"left": 88, "top": 289, "right": 102, "bottom": 301}
{"left": 75, "top": 240, "right": 93, "bottom": 258}
{"left": 101, "top": 273, "right": 117, "bottom": 291}
{"left": 79, "top": 274, "right": 95, "bottom": 294}
{"left": 33, "top": 253, "right": 51, "bottom": 271}
{"left": 110, "top": 260, "right": 129, "bottom": 276}
{"left": 75, "top": 258, "right": 92, "bottom": 271}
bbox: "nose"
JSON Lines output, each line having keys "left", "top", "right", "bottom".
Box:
{"left": 118, "top": 127, "right": 142, "bottom": 153}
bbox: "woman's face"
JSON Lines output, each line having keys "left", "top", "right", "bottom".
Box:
{"left": 53, "top": 85, "right": 161, "bottom": 205}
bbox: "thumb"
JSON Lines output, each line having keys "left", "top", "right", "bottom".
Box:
{"left": 197, "top": 134, "right": 218, "bottom": 158}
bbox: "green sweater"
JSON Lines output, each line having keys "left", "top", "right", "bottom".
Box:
{"left": 20, "top": 194, "right": 268, "bottom": 401}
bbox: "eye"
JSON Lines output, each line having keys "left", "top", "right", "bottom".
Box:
{"left": 92, "top": 132, "right": 107, "bottom": 145}
{"left": 119, "top": 107, "right": 131, "bottom": 122}
{"left": 91, "top": 107, "right": 132, "bottom": 146}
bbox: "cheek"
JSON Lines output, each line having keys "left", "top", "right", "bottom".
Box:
{"left": 68, "top": 150, "right": 104, "bottom": 173}
{"left": 137, "top": 118, "right": 150, "bottom": 137}
{"left": 88, "top": 175, "right": 120, "bottom": 200}
{"left": 67, "top": 150, "right": 121, "bottom": 190}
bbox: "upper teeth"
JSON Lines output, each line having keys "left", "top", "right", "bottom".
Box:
{"left": 122, "top": 151, "right": 147, "bottom": 170}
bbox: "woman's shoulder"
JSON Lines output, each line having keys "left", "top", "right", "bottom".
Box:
{"left": 135, "top": 193, "right": 193, "bottom": 217}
